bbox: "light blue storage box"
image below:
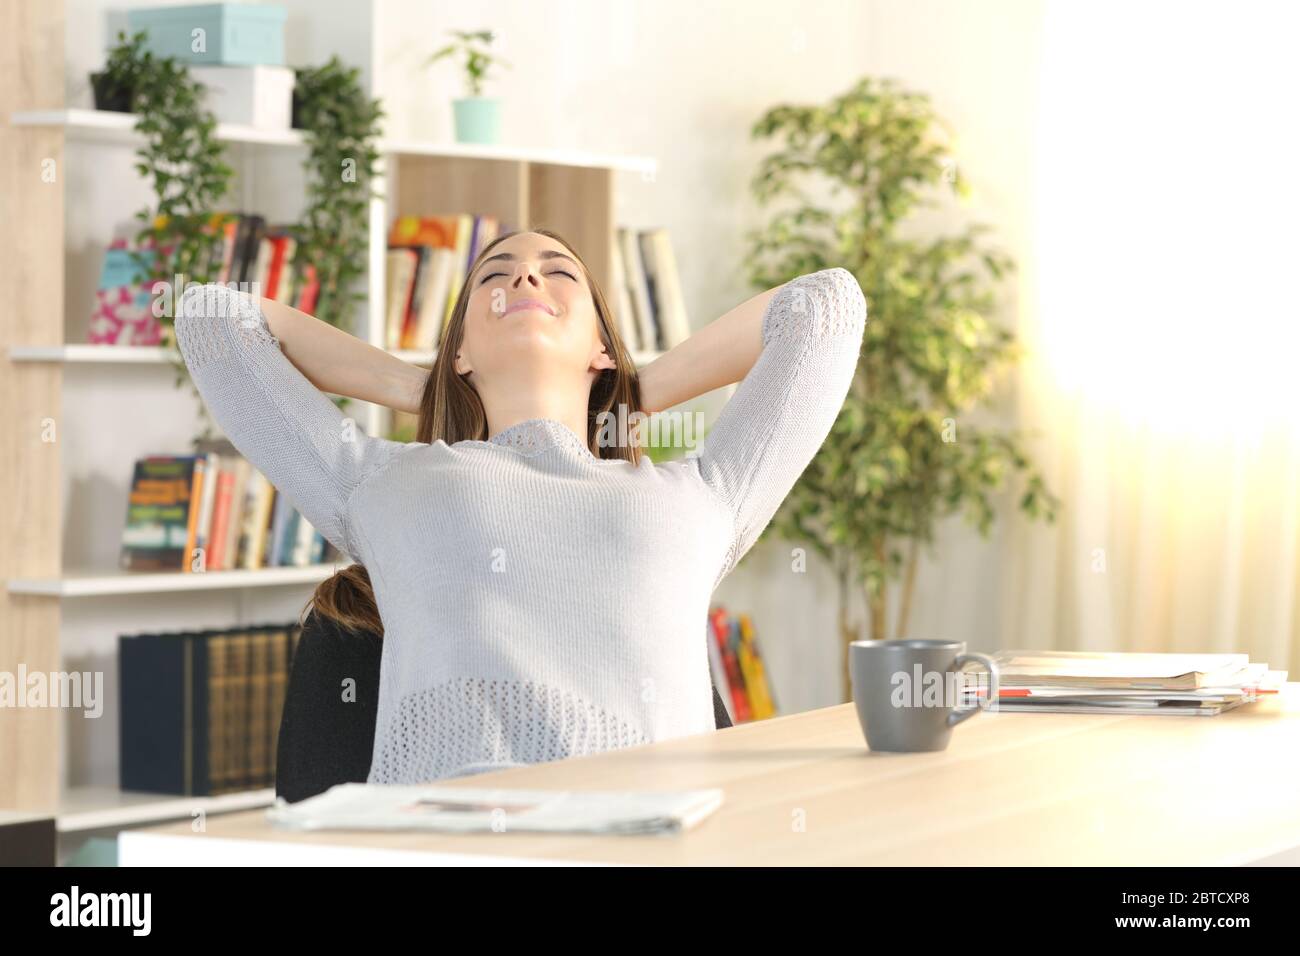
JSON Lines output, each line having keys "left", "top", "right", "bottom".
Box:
{"left": 127, "top": 3, "right": 287, "bottom": 66}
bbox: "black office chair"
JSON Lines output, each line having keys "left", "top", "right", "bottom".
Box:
{"left": 275, "top": 607, "right": 734, "bottom": 803}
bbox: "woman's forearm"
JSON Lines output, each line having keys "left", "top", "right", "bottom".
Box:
{"left": 636, "top": 282, "right": 787, "bottom": 414}
{"left": 253, "top": 295, "right": 428, "bottom": 415}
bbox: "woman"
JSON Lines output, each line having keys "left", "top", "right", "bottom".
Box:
{"left": 175, "top": 228, "right": 866, "bottom": 786}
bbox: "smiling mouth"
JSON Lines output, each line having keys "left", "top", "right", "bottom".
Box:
{"left": 504, "top": 300, "right": 556, "bottom": 316}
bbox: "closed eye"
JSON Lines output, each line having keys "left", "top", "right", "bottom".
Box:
{"left": 479, "top": 269, "right": 578, "bottom": 284}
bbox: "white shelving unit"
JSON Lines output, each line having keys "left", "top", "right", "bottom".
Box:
{"left": 3, "top": 96, "right": 669, "bottom": 842}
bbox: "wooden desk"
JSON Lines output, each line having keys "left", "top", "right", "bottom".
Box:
{"left": 118, "top": 684, "right": 1300, "bottom": 866}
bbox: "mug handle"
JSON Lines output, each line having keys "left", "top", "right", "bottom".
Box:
{"left": 947, "top": 653, "right": 1000, "bottom": 727}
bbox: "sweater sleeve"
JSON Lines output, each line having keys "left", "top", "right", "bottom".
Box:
{"left": 692, "top": 267, "right": 866, "bottom": 585}
{"left": 174, "top": 282, "right": 408, "bottom": 561}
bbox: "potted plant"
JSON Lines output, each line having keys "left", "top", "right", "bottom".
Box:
{"left": 745, "top": 77, "right": 1060, "bottom": 701}
{"left": 91, "top": 29, "right": 150, "bottom": 112}
{"left": 423, "top": 29, "right": 511, "bottom": 144}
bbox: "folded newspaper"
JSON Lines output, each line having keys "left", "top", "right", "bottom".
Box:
{"left": 266, "top": 783, "right": 725, "bottom": 835}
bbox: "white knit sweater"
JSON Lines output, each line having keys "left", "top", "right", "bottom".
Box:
{"left": 174, "top": 267, "right": 866, "bottom": 784}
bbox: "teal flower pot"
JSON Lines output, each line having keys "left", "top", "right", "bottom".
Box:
{"left": 453, "top": 97, "right": 502, "bottom": 144}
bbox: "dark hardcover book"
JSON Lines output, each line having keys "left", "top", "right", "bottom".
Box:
{"left": 248, "top": 630, "right": 272, "bottom": 789}
{"left": 638, "top": 231, "right": 665, "bottom": 351}
{"left": 119, "top": 631, "right": 212, "bottom": 795}
{"left": 225, "top": 629, "right": 252, "bottom": 792}
{"left": 228, "top": 215, "right": 253, "bottom": 284}
{"left": 207, "top": 632, "right": 231, "bottom": 793}
{"left": 238, "top": 215, "right": 267, "bottom": 285}
{"left": 267, "top": 624, "right": 291, "bottom": 783}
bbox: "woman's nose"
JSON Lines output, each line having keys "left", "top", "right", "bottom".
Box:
{"left": 511, "top": 263, "right": 541, "bottom": 286}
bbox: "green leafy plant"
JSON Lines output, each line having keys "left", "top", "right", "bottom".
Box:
{"left": 91, "top": 29, "right": 150, "bottom": 111}
{"left": 745, "top": 77, "right": 1059, "bottom": 700}
{"left": 423, "top": 29, "right": 512, "bottom": 97}
{"left": 99, "top": 30, "right": 233, "bottom": 441}
{"left": 292, "top": 57, "right": 383, "bottom": 337}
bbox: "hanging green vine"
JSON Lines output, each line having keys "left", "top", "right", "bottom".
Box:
{"left": 292, "top": 57, "right": 384, "bottom": 333}
{"left": 103, "top": 29, "right": 234, "bottom": 441}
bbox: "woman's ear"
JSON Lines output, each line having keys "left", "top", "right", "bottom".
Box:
{"left": 590, "top": 344, "right": 617, "bottom": 372}
{"left": 454, "top": 351, "right": 473, "bottom": 376}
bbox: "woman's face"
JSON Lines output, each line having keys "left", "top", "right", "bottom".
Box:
{"left": 454, "top": 232, "right": 614, "bottom": 383}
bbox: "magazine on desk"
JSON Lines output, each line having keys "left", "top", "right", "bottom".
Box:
{"left": 267, "top": 783, "right": 725, "bottom": 835}
{"left": 956, "top": 650, "right": 1287, "bottom": 716}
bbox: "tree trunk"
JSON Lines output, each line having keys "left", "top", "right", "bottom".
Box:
{"left": 869, "top": 537, "right": 887, "bottom": 642}
{"left": 837, "top": 558, "right": 861, "bottom": 702}
{"left": 894, "top": 538, "right": 920, "bottom": 640}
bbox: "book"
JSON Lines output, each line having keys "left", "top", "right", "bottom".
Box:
{"left": 384, "top": 247, "right": 419, "bottom": 348}
{"left": 385, "top": 213, "right": 500, "bottom": 351}
{"left": 736, "top": 613, "right": 777, "bottom": 719}
{"left": 120, "top": 622, "right": 301, "bottom": 795}
{"left": 978, "top": 650, "right": 1288, "bottom": 716}
{"left": 119, "top": 632, "right": 212, "bottom": 794}
{"left": 639, "top": 228, "right": 691, "bottom": 349}
{"left": 992, "top": 650, "right": 1255, "bottom": 691}
{"left": 609, "top": 234, "right": 642, "bottom": 351}
{"left": 123, "top": 448, "right": 334, "bottom": 575}
{"left": 267, "top": 782, "right": 725, "bottom": 834}
{"left": 192, "top": 451, "right": 220, "bottom": 571}
{"left": 88, "top": 239, "right": 163, "bottom": 345}
{"left": 181, "top": 453, "right": 209, "bottom": 572}
{"left": 619, "top": 226, "right": 658, "bottom": 353}
{"left": 705, "top": 606, "right": 779, "bottom": 724}
{"left": 120, "top": 456, "right": 202, "bottom": 571}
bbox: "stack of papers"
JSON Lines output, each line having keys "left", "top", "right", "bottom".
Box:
{"left": 965, "top": 650, "right": 1287, "bottom": 716}
{"left": 267, "top": 783, "right": 725, "bottom": 835}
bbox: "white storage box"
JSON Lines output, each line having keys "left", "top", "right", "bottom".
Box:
{"left": 189, "top": 64, "right": 295, "bottom": 130}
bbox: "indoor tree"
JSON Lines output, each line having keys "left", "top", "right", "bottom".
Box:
{"left": 744, "top": 77, "right": 1059, "bottom": 700}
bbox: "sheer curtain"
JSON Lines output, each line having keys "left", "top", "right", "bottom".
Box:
{"left": 1002, "top": 0, "right": 1300, "bottom": 675}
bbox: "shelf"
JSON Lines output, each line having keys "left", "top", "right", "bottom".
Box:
{"left": 58, "top": 785, "right": 276, "bottom": 833}
{"left": 8, "top": 344, "right": 180, "bottom": 363}
{"left": 10, "top": 108, "right": 307, "bottom": 148}
{"left": 381, "top": 136, "right": 657, "bottom": 175}
{"left": 10, "top": 108, "right": 658, "bottom": 173}
{"left": 13, "top": 344, "right": 668, "bottom": 366}
{"left": 6, "top": 563, "right": 347, "bottom": 598}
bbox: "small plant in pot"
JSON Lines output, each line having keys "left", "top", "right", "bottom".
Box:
{"left": 423, "top": 29, "right": 511, "bottom": 144}
{"left": 91, "top": 29, "right": 150, "bottom": 112}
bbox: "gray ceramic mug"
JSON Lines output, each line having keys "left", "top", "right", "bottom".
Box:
{"left": 849, "top": 640, "right": 999, "bottom": 752}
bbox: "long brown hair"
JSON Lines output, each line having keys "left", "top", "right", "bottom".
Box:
{"left": 300, "top": 227, "right": 644, "bottom": 637}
